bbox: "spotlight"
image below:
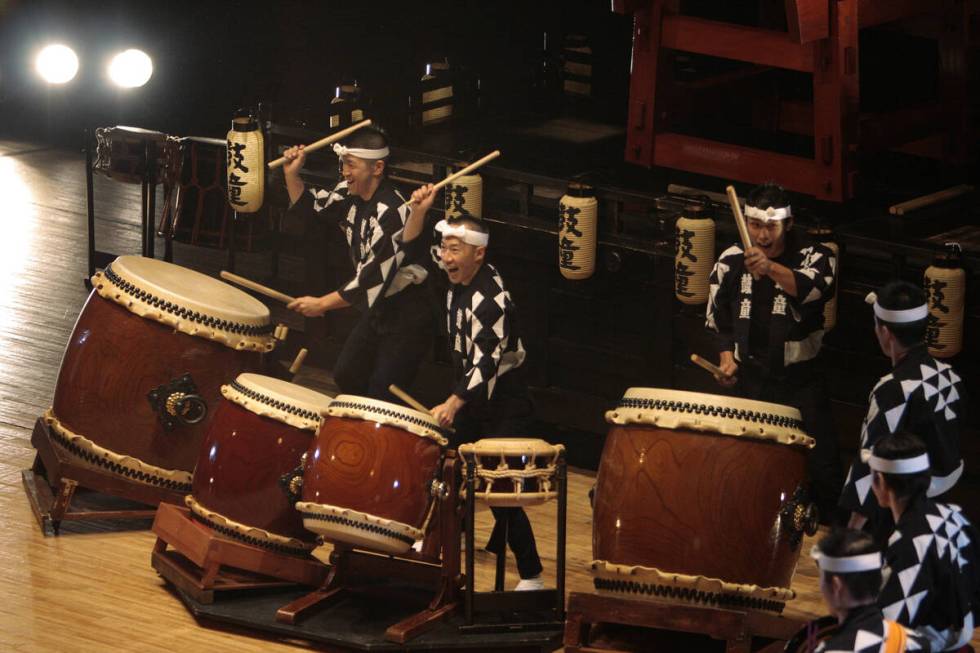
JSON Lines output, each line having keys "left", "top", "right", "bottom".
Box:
{"left": 35, "top": 44, "right": 79, "bottom": 84}
{"left": 108, "top": 49, "right": 153, "bottom": 88}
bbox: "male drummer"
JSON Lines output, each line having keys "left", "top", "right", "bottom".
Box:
{"left": 809, "top": 528, "right": 928, "bottom": 651}
{"left": 840, "top": 281, "right": 965, "bottom": 537}
{"left": 705, "top": 182, "right": 843, "bottom": 523}
{"left": 400, "top": 184, "right": 545, "bottom": 591}
{"left": 281, "top": 127, "right": 432, "bottom": 403}
{"left": 869, "top": 432, "right": 978, "bottom": 651}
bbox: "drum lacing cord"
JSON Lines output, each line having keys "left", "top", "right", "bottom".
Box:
{"left": 228, "top": 380, "right": 321, "bottom": 422}
{"left": 297, "top": 510, "right": 417, "bottom": 547}
{"left": 618, "top": 397, "right": 804, "bottom": 430}
{"left": 593, "top": 577, "right": 785, "bottom": 613}
{"left": 102, "top": 263, "right": 275, "bottom": 337}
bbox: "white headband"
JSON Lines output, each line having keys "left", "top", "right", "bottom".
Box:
{"left": 864, "top": 291, "right": 929, "bottom": 323}
{"left": 863, "top": 449, "right": 931, "bottom": 474}
{"left": 332, "top": 143, "right": 390, "bottom": 160}
{"left": 744, "top": 204, "right": 792, "bottom": 222}
{"left": 811, "top": 549, "right": 882, "bottom": 574}
{"left": 435, "top": 219, "right": 489, "bottom": 247}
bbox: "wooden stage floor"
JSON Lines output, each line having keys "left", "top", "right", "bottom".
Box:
{"left": 0, "top": 140, "right": 974, "bottom": 651}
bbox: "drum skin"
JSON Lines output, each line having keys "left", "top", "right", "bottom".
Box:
{"left": 191, "top": 399, "right": 314, "bottom": 542}
{"left": 593, "top": 423, "right": 808, "bottom": 590}
{"left": 52, "top": 292, "right": 261, "bottom": 473}
{"left": 301, "top": 415, "right": 442, "bottom": 529}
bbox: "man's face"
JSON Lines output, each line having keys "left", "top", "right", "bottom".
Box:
{"left": 747, "top": 217, "right": 789, "bottom": 258}
{"left": 439, "top": 236, "right": 484, "bottom": 285}
{"left": 340, "top": 155, "right": 382, "bottom": 197}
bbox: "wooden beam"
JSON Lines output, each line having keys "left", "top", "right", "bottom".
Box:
{"left": 652, "top": 132, "right": 832, "bottom": 199}
{"left": 661, "top": 15, "right": 815, "bottom": 72}
{"left": 785, "top": 0, "right": 829, "bottom": 43}
{"left": 859, "top": 0, "right": 936, "bottom": 27}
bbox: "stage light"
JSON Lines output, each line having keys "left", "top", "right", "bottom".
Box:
{"left": 35, "top": 44, "right": 79, "bottom": 84}
{"left": 108, "top": 49, "right": 153, "bottom": 88}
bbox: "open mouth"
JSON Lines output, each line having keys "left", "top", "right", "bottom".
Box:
{"left": 446, "top": 266, "right": 460, "bottom": 276}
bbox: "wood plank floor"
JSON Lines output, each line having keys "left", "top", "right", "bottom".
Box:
{"left": 0, "top": 141, "right": 974, "bottom": 651}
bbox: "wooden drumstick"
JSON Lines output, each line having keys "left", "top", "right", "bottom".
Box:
{"left": 726, "top": 185, "right": 759, "bottom": 280}
{"left": 389, "top": 384, "right": 456, "bottom": 434}
{"left": 219, "top": 270, "right": 296, "bottom": 304}
{"left": 399, "top": 150, "right": 501, "bottom": 209}
{"left": 289, "top": 348, "right": 308, "bottom": 375}
{"left": 267, "top": 119, "right": 373, "bottom": 169}
{"left": 691, "top": 353, "right": 729, "bottom": 378}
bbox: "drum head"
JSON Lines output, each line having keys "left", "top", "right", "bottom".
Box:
{"left": 111, "top": 255, "right": 269, "bottom": 327}
{"left": 460, "top": 438, "right": 562, "bottom": 458}
{"left": 228, "top": 373, "right": 333, "bottom": 427}
{"left": 607, "top": 387, "right": 812, "bottom": 447}
{"left": 325, "top": 394, "right": 446, "bottom": 444}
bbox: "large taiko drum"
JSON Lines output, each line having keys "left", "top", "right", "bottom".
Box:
{"left": 295, "top": 395, "right": 448, "bottom": 555}
{"left": 46, "top": 256, "right": 276, "bottom": 497}
{"left": 186, "top": 374, "right": 333, "bottom": 555}
{"left": 592, "top": 388, "right": 815, "bottom": 613}
{"left": 459, "top": 438, "right": 564, "bottom": 507}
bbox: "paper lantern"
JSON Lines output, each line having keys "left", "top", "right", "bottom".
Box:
{"left": 924, "top": 243, "right": 966, "bottom": 359}
{"left": 225, "top": 111, "right": 264, "bottom": 214}
{"left": 674, "top": 203, "right": 715, "bottom": 304}
{"left": 558, "top": 182, "right": 598, "bottom": 280}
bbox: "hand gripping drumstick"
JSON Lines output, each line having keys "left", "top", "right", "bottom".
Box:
{"left": 220, "top": 270, "right": 296, "bottom": 304}
{"left": 399, "top": 150, "right": 501, "bottom": 209}
{"left": 267, "top": 119, "right": 373, "bottom": 169}
{"left": 725, "top": 185, "right": 759, "bottom": 280}
{"left": 388, "top": 384, "right": 455, "bottom": 433}
{"left": 690, "top": 353, "right": 730, "bottom": 378}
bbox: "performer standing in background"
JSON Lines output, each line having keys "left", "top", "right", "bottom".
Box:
{"left": 840, "top": 281, "right": 965, "bottom": 535}
{"left": 400, "top": 185, "right": 544, "bottom": 590}
{"left": 280, "top": 127, "right": 432, "bottom": 404}
{"left": 809, "top": 528, "right": 928, "bottom": 652}
{"left": 705, "top": 182, "right": 844, "bottom": 523}
{"left": 868, "top": 431, "right": 977, "bottom": 651}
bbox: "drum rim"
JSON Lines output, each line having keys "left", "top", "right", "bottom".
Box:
{"left": 224, "top": 374, "right": 333, "bottom": 430}
{"left": 325, "top": 394, "right": 447, "bottom": 445}
{"left": 459, "top": 437, "right": 564, "bottom": 456}
{"left": 590, "top": 558, "right": 794, "bottom": 613}
{"left": 295, "top": 500, "right": 423, "bottom": 555}
{"left": 185, "top": 495, "right": 315, "bottom": 554}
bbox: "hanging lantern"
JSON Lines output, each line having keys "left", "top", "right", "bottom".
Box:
{"left": 420, "top": 60, "right": 454, "bottom": 126}
{"left": 558, "top": 182, "right": 598, "bottom": 280}
{"left": 924, "top": 243, "right": 966, "bottom": 359}
{"left": 225, "top": 110, "right": 264, "bottom": 213}
{"left": 674, "top": 202, "right": 715, "bottom": 304}
{"left": 444, "top": 172, "right": 483, "bottom": 220}
{"left": 808, "top": 226, "right": 839, "bottom": 331}
{"left": 329, "top": 81, "right": 364, "bottom": 129}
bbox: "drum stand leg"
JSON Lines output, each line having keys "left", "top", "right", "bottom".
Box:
{"left": 276, "top": 454, "right": 463, "bottom": 644}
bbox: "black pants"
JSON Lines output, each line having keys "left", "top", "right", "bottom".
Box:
{"left": 332, "top": 284, "right": 433, "bottom": 404}
{"left": 453, "top": 372, "right": 543, "bottom": 580}
{"left": 738, "top": 359, "right": 846, "bottom": 525}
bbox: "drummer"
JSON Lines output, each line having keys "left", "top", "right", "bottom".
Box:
{"left": 809, "top": 528, "right": 927, "bottom": 651}
{"left": 400, "top": 184, "right": 545, "bottom": 591}
{"left": 705, "top": 181, "right": 843, "bottom": 523}
{"left": 280, "top": 127, "right": 432, "bottom": 404}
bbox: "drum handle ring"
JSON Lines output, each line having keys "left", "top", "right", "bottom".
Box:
{"left": 279, "top": 453, "right": 307, "bottom": 503}
{"left": 147, "top": 373, "right": 208, "bottom": 431}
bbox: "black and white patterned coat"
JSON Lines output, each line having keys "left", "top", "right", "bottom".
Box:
{"left": 705, "top": 233, "right": 837, "bottom": 372}
{"left": 840, "top": 346, "right": 965, "bottom": 516}
{"left": 879, "top": 498, "right": 978, "bottom": 651}
{"left": 290, "top": 179, "right": 427, "bottom": 309}
{"left": 813, "top": 605, "right": 928, "bottom": 653}
{"left": 447, "top": 263, "right": 526, "bottom": 403}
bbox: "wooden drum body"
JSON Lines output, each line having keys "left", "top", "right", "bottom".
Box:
{"left": 459, "top": 438, "right": 564, "bottom": 507}
{"left": 296, "top": 395, "right": 447, "bottom": 555}
{"left": 187, "top": 374, "right": 333, "bottom": 554}
{"left": 47, "top": 256, "right": 275, "bottom": 498}
{"left": 592, "top": 388, "right": 815, "bottom": 612}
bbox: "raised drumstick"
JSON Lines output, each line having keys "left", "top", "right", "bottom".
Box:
{"left": 725, "top": 185, "right": 759, "bottom": 280}
{"left": 388, "top": 384, "right": 456, "bottom": 434}
{"left": 399, "top": 150, "right": 501, "bottom": 209}
{"left": 691, "top": 353, "right": 729, "bottom": 378}
{"left": 220, "top": 270, "right": 295, "bottom": 304}
{"left": 267, "top": 119, "right": 373, "bottom": 169}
